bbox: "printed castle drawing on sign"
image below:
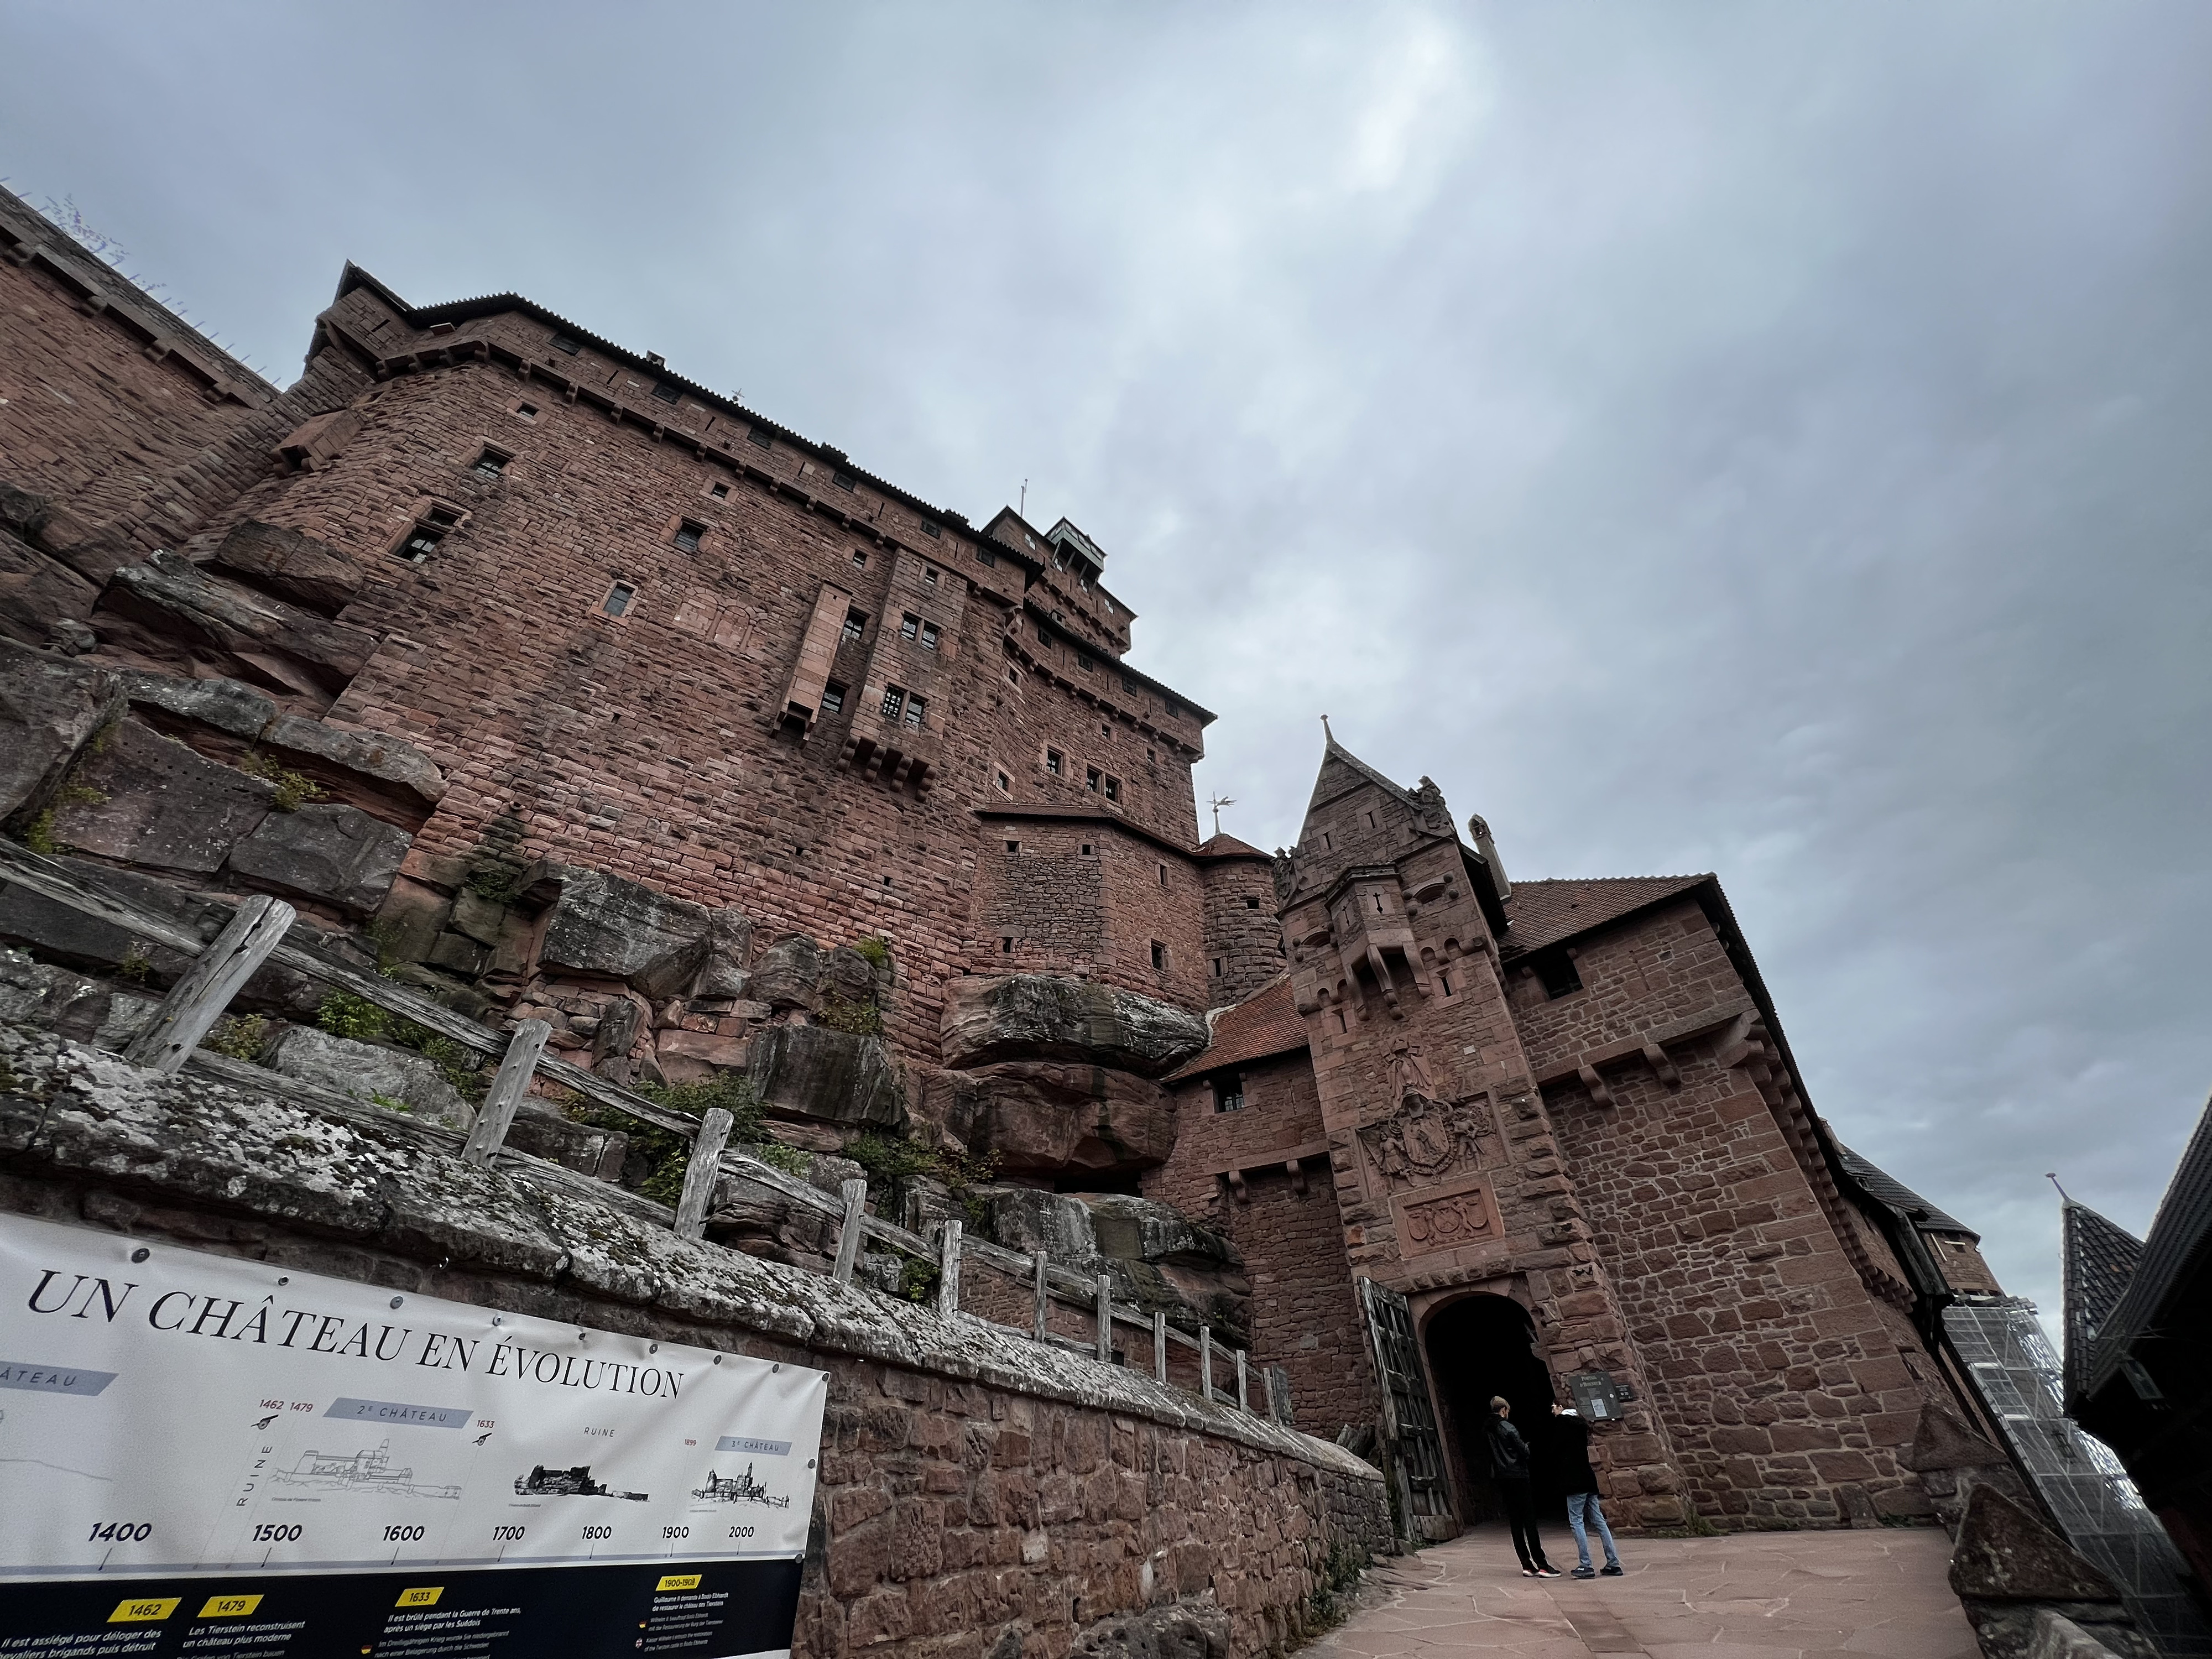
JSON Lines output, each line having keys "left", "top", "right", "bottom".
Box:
{"left": 272, "top": 1440, "right": 461, "bottom": 1500}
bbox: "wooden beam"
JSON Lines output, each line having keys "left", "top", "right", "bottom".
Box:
{"left": 936, "top": 1220, "right": 963, "bottom": 1319}
{"left": 674, "top": 1107, "right": 734, "bottom": 1239}
{"left": 121, "top": 894, "right": 295, "bottom": 1073}
{"left": 832, "top": 1178, "right": 868, "bottom": 1284}
{"left": 461, "top": 1020, "right": 552, "bottom": 1166}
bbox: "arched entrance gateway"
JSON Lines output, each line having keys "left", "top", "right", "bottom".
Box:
{"left": 1420, "top": 1293, "right": 1563, "bottom": 1528}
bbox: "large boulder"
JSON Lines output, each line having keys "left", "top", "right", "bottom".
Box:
{"left": 226, "top": 803, "right": 411, "bottom": 915}
{"left": 0, "top": 525, "right": 101, "bottom": 653}
{"left": 116, "top": 669, "right": 277, "bottom": 740}
{"left": 540, "top": 868, "right": 712, "bottom": 993}
{"left": 939, "top": 973, "right": 1210, "bottom": 1076}
{"left": 749, "top": 934, "right": 824, "bottom": 1012}
{"left": 265, "top": 1025, "right": 471, "bottom": 1128}
{"left": 259, "top": 714, "right": 447, "bottom": 808}
{"left": 936, "top": 1060, "right": 1174, "bottom": 1180}
{"left": 692, "top": 908, "right": 754, "bottom": 999}
{"left": 96, "top": 550, "right": 377, "bottom": 694}
{"left": 207, "top": 520, "right": 365, "bottom": 615}
{"left": 1083, "top": 1194, "right": 1242, "bottom": 1271}
{"left": 747, "top": 1022, "right": 903, "bottom": 1129}
{"left": 49, "top": 719, "right": 275, "bottom": 874}
{"left": 987, "top": 1188, "right": 1099, "bottom": 1262}
{"left": 0, "top": 635, "right": 124, "bottom": 825}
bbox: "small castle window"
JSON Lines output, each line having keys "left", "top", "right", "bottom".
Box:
{"left": 748, "top": 425, "right": 774, "bottom": 448}
{"left": 1077, "top": 653, "right": 1095, "bottom": 672}
{"left": 550, "top": 333, "right": 581, "bottom": 354}
{"left": 1211, "top": 958, "right": 1223, "bottom": 978}
{"left": 513, "top": 402, "right": 539, "bottom": 421}
{"left": 1244, "top": 896, "right": 1260, "bottom": 909}
{"left": 398, "top": 527, "right": 442, "bottom": 563}
{"left": 708, "top": 482, "right": 729, "bottom": 500}
{"left": 994, "top": 769, "right": 1011, "bottom": 793}
{"left": 1104, "top": 776, "right": 1121, "bottom": 804}
{"left": 821, "top": 682, "right": 846, "bottom": 714}
{"left": 1150, "top": 941, "right": 1167, "bottom": 972}
{"left": 843, "top": 610, "right": 867, "bottom": 643}
{"left": 1000, "top": 936, "right": 1014, "bottom": 954}
{"left": 1046, "top": 749, "right": 1063, "bottom": 776}
{"left": 1080, "top": 842, "right": 1093, "bottom": 855}
{"left": 900, "top": 614, "right": 921, "bottom": 642}
{"left": 922, "top": 520, "right": 942, "bottom": 540}
{"left": 902, "top": 695, "right": 926, "bottom": 730}
{"left": 1121, "top": 676, "right": 1139, "bottom": 696}
{"left": 1146, "top": 746, "right": 1156, "bottom": 762}
{"left": 832, "top": 470, "right": 858, "bottom": 491}
{"left": 920, "top": 623, "right": 940, "bottom": 651}
{"left": 601, "top": 582, "right": 637, "bottom": 618}
{"left": 880, "top": 686, "right": 906, "bottom": 719}
{"left": 1006, "top": 840, "right": 1021, "bottom": 854}
{"left": 977, "top": 546, "right": 997, "bottom": 567}
{"left": 1008, "top": 668, "right": 1020, "bottom": 685}
{"left": 651, "top": 382, "right": 682, "bottom": 405}
{"left": 1086, "top": 767, "right": 1102, "bottom": 792}
{"left": 924, "top": 566, "right": 939, "bottom": 587}
{"left": 1536, "top": 951, "right": 1584, "bottom": 999}
{"left": 852, "top": 549, "right": 867, "bottom": 568}
{"left": 674, "top": 520, "right": 706, "bottom": 554}
{"left": 1165, "top": 700, "right": 1181, "bottom": 719}
{"left": 1156, "top": 862, "right": 1166, "bottom": 885}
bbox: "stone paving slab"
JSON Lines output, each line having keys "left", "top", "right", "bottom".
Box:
{"left": 1308, "top": 1529, "right": 1977, "bottom": 1659}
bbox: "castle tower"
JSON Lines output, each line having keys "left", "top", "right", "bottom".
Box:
{"left": 1279, "top": 737, "right": 1679, "bottom": 1529}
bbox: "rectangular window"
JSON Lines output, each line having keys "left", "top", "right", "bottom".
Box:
{"left": 994, "top": 769, "right": 1011, "bottom": 793}
{"left": 708, "top": 482, "right": 729, "bottom": 500}
{"left": 977, "top": 546, "right": 997, "bottom": 567}
{"left": 832, "top": 470, "right": 857, "bottom": 491}
{"left": 821, "top": 681, "right": 846, "bottom": 714}
{"left": 1244, "top": 896, "right": 1260, "bottom": 910}
{"left": 1000, "top": 936, "right": 1014, "bottom": 954}
{"left": 550, "top": 333, "right": 581, "bottom": 354}
{"left": 651, "top": 382, "right": 682, "bottom": 405}
{"left": 398, "top": 528, "right": 442, "bottom": 563}
{"left": 1122, "top": 676, "right": 1140, "bottom": 696}
{"left": 900, "top": 614, "right": 920, "bottom": 641}
{"left": 1077, "top": 654, "right": 1095, "bottom": 672}
{"left": 1150, "top": 941, "right": 1167, "bottom": 972}
{"left": 1215, "top": 1078, "right": 1244, "bottom": 1113}
{"left": 1008, "top": 667, "right": 1020, "bottom": 685}
{"left": 601, "top": 582, "right": 637, "bottom": 618}
{"left": 748, "top": 425, "right": 773, "bottom": 448}
{"left": 1156, "top": 862, "right": 1166, "bottom": 886}
{"left": 1211, "top": 957, "right": 1224, "bottom": 978}
{"left": 921, "top": 520, "right": 942, "bottom": 539}
{"left": 843, "top": 610, "right": 867, "bottom": 643}
{"left": 1079, "top": 842, "right": 1093, "bottom": 856}
{"left": 902, "top": 695, "right": 926, "bottom": 729}
{"left": 1046, "top": 749, "right": 1063, "bottom": 776}
{"left": 1086, "top": 767, "right": 1101, "bottom": 792}
{"left": 880, "top": 685, "right": 906, "bottom": 720}
{"left": 920, "top": 622, "right": 940, "bottom": 651}
{"left": 513, "top": 402, "right": 539, "bottom": 421}
{"left": 1104, "top": 775, "right": 1120, "bottom": 803}
{"left": 674, "top": 520, "right": 705, "bottom": 553}
{"left": 923, "top": 566, "right": 938, "bottom": 586}
{"left": 1536, "top": 951, "right": 1584, "bottom": 999}
{"left": 852, "top": 549, "right": 867, "bottom": 568}
{"left": 472, "top": 449, "right": 508, "bottom": 478}
{"left": 1005, "top": 840, "right": 1021, "bottom": 854}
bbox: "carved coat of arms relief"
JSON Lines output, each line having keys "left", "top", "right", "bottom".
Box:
{"left": 1357, "top": 1056, "right": 1499, "bottom": 1190}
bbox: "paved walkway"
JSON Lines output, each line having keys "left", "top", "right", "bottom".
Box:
{"left": 1310, "top": 1527, "right": 1978, "bottom": 1659}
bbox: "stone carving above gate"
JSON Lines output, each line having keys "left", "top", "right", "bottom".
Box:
{"left": 1393, "top": 1173, "right": 1500, "bottom": 1258}
{"left": 1358, "top": 1072, "right": 1498, "bottom": 1190}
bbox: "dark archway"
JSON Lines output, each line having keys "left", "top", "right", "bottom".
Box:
{"left": 1422, "top": 1294, "right": 1562, "bottom": 1527}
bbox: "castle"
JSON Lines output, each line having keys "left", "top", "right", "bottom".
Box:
{"left": 0, "top": 181, "right": 2013, "bottom": 1536}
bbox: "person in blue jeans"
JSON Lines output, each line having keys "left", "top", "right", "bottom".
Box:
{"left": 1550, "top": 1402, "right": 1624, "bottom": 1578}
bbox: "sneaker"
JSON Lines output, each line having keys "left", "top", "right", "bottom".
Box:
{"left": 1599, "top": 1564, "right": 1624, "bottom": 1577}
{"left": 1535, "top": 1566, "right": 1564, "bottom": 1578}
{"left": 1571, "top": 1567, "right": 1597, "bottom": 1579}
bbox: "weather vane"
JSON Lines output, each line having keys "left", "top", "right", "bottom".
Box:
{"left": 1209, "top": 794, "right": 1236, "bottom": 837}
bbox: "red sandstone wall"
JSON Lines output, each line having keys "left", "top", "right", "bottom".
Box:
{"left": 1198, "top": 855, "right": 1284, "bottom": 1010}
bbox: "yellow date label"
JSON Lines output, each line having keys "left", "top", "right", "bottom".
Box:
{"left": 197, "top": 1594, "right": 264, "bottom": 1618}
{"left": 396, "top": 1587, "right": 444, "bottom": 1608}
{"left": 655, "top": 1574, "right": 702, "bottom": 1592}
{"left": 109, "top": 1599, "right": 181, "bottom": 1624}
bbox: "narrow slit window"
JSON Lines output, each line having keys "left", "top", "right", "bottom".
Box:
{"left": 1212, "top": 958, "right": 1224, "bottom": 978}
{"left": 1156, "top": 862, "right": 1166, "bottom": 885}
{"left": 601, "top": 582, "right": 637, "bottom": 618}
{"left": 843, "top": 610, "right": 867, "bottom": 643}
{"left": 1000, "top": 936, "right": 1014, "bottom": 954}
{"left": 1008, "top": 668, "right": 1020, "bottom": 685}
{"left": 1438, "top": 968, "right": 1455, "bottom": 997}
{"left": 821, "top": 682, "right": 846, "bottom": 714}
{"left": 994, "top": 769, "right": 1011, "bottom": 793}
{"left": 879, "top": 685, "right": 906, "bottom": 720}
{"left": 924, "top": 566, "right": 939, "bottom": 586}
{"left": 674, "top": 520, "right": 705, "bottom": 554}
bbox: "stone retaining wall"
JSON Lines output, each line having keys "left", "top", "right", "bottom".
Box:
{"left": 0, "top": 1024, "right": 1390, "bottom": 1659}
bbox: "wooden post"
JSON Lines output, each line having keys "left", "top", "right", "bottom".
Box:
{"left": 832, "top": 1178, "right": 868, "bottom": 1284}
{"left": 674, "top": 1107, "right": 734, "bottom": 1239}
{"left": 1031, "top": 1250, "right": 1050, "bottom": 1342}
{"left": 121, "top": 894, "right": 295, "bottom": 1073}
{"left": 1199, "top": 1325, "right": 1213, "bottom": 1401}
{"left": 462, "top": 1020, "right": 552, "bottom": 1166}
{"left": 1235, "top": 1347, "right": 1249, "bottom": 1411}
{"left": 1095, "top": 1275, "right": 1114, "bottom": 1363}
{"left": 1152, "top": 1310, "right": 1168, "bottom": 1383}
{"left": 936, "top": 1219, "right": 963, "bottom": 1319}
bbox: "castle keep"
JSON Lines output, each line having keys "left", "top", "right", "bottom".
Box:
{"left": 0, "top": 181, "right": 2015, "bottom": 1542}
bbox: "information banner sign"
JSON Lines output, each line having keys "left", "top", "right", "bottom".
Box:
{"left": 0, "top": 1213, "right": 826, "bottom": 1658}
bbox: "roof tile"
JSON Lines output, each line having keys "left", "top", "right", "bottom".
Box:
{"left": 1167, "top": 977, "right": 1307, "bottom": 1082}
{"left": 1500, "top": 874, "right": 1710, "bottom": 954}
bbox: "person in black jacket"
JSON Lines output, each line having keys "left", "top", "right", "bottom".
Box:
{"left": 1550, "top": 1402, "right": 1624, "bottom": 1578}
{"left": 1485, "top": 1396, "right": 1559, "bottom": 1577}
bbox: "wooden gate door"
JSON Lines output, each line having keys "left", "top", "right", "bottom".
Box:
{"left": 1359, "top": 1277, "right": 1457, "bottom": 1540}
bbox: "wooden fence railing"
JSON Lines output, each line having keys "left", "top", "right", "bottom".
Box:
{"left": 0, "top": 841, "right": 1261, "bottom": 1414}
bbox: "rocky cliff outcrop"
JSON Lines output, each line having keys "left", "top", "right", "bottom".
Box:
{"left": 941, "top": 973, "right": 1210, "bottom": 1076}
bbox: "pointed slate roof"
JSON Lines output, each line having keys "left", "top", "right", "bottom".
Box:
{"left": 1833, "top": 1142, "right": 1974, "bottom": 1235}
{"left": 2078, "top": 1089, "right": 2212, "bottom": 1403}
{"left": 2063, "top": 1202, "right": 2145, "bottom": 1400}
{"left": 1306, "top": 734, "right": 1417, "bottom": 814}
{"left": 1499, "top": 875, "right": 1711, "bottom": 956}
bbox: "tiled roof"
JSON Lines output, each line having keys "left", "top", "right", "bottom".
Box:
{"left": 1834, "top": 1143, "right": 1973, "bottom": 1235}
{"left": 2079, "top": 1089, "right": 2212, "bottom": 1402}
{"left": 1499, "top": 875, "right": 1710, "bottom": 954}
{"left": 1166, "top": 977, "right": 1308, "bottom": 1082}
{"left": 2063, "top": 1202, "right": 2145, "bottom": 1398}
{"left": 1198, "top": 833, "right": 1270, "bottom": 860}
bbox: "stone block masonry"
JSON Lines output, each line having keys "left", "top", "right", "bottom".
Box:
{"left": 0, "top": 1025, "right": 1389, "bottom": 1659}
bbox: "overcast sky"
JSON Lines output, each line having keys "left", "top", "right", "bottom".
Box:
{"left": 5, "top": 2, "right": 2208, "bottom": 1328}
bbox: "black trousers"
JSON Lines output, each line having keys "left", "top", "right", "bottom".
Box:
{"left": 1496, "top": 1476, "right": 1550, "bottom": 1570}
